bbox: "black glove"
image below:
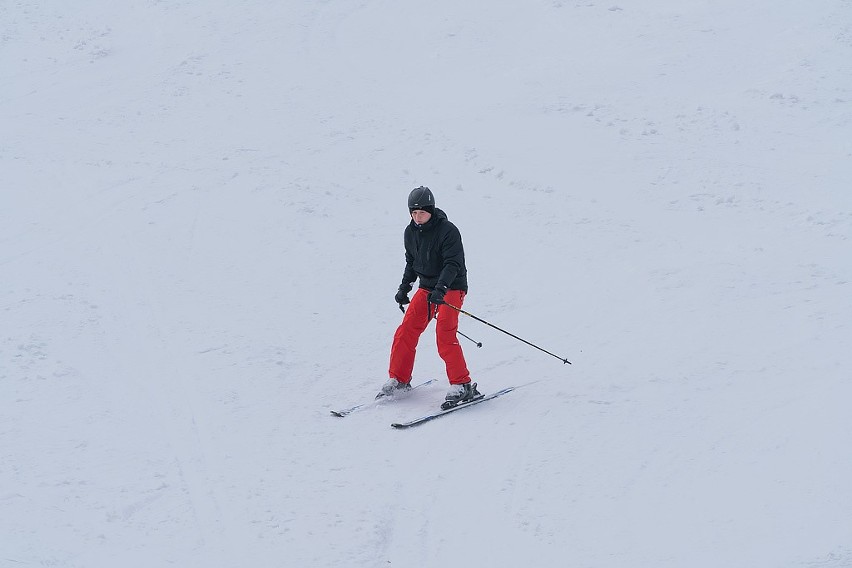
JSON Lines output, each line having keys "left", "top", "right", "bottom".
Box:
{"left": 428, "top": 284, "right": 448, "bottom": 305}
{"left": 395, "top": 283, "right": 413, "bottom": 305}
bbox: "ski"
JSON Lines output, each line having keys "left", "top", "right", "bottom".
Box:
{"left": 330, "top": 379, "right": 436, "bottom": 417}
{"left": 390, "top": 386, "right": 516, "bottom": 429}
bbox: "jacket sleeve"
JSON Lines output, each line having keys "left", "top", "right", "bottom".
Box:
{"left": 436, "top": 224, "right": 464, "bottom": 288}
{"left": 400, "top": 229, "right": 417, "bottom": 288}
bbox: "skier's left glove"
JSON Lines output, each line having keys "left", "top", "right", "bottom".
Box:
{"left": 428, "top": 284, "right": 448, "bottom": 305}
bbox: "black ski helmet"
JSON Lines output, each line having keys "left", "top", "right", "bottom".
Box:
{"left": 408, "top": 186, "right": 435, "bottom": 212}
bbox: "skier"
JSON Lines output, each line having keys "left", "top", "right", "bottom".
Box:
{"left": 378, "top": 186, "right": 481, "bottom": 407}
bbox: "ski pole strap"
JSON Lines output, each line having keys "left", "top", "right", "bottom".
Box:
{"left": 444, "top": 303, "right": 571, "bottom": 365}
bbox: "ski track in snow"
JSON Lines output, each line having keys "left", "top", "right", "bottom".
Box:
{"left": 2, "top": 1, "right": 852, "bottom": 567}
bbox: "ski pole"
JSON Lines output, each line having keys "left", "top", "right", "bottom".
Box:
{"left": 444, "top": 303, "right": 571, "bottom": 365}
{"left": 399, "top": 303, "right": 482, "bottom": 347}
{"left": 457, "top": 330, "right": 482, "bottom": 348}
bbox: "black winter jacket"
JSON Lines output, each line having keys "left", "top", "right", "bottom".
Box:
{"left": 400, "top": 208, "right": 468, "bottom": 292}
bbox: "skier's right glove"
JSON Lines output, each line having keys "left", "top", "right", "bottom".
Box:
{"left": 395, "top": 283, "right": 413, "bottom": 306}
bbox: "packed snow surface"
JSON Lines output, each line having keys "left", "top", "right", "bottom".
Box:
{"left": 2, "top": 1, "right": 851, "bottom": 567}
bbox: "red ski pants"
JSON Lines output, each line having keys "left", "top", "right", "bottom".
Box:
{"left": 389, "top": 288, "right": 471, "bottom": 385}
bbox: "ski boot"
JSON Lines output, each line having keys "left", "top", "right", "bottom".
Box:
{"left": 442, "top": 382, "right": 481, "bottom": 410}
{"left": 376, "top": 378, "right": 412, "bottom": 399}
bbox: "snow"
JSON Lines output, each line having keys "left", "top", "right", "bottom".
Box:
{"left": 2, "top": 1, "right": 851, "bottom": 566}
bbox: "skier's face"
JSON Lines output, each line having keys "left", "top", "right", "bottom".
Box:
{"left": 410, "top": 209, "right": 432, "bottom": 225}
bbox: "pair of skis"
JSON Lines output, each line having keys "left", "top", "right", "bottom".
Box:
{"left": 330, "top": 379, "right": 516, "bottom": 429}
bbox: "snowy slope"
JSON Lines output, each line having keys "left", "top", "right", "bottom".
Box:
{"left": 2, "top": 1, "right": 852, "bottom": 567}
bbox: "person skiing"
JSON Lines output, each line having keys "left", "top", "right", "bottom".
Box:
{"left": 378, "top": 186, "right": 480, "bottom": 407}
